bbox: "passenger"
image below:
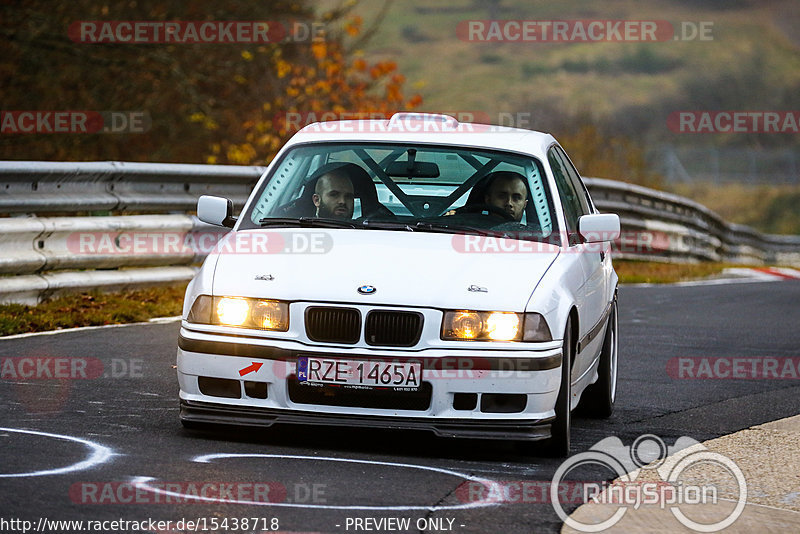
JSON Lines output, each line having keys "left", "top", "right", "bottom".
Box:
{"left": 312, "top": 170, "right": 355, "bottom": 220}
{"left": 483, "top": 171, "right": 528, "bottom": 222}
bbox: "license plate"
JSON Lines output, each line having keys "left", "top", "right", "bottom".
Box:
{"left": 297, "top": 357, "right": 421, "bottom": 389}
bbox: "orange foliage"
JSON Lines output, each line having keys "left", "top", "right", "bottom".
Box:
{"left": 220, "top": 16, "right": 422, "bottom": 165}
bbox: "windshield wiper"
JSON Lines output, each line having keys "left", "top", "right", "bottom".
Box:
{"left": 411, "top": 221, "right": 498, "bottom": 236}
{"left": 259, "top": 217, "right": 503, "bottom": 237}
{"left": 258, "top": 217, "right": 357, "bottom": 229}
{"left": 360, "top": 219, "right": 497, "bottom": 236}
{"left": 360, "top": 220, "right": 416, "bottom": 232}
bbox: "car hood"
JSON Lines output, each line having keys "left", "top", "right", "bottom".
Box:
{"left": 211, "top": 229, "right": 559, "bottom": 311}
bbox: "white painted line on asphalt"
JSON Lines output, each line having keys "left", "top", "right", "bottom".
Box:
{"left": 132, "top": 453, "right": 503, "bottom": 511}
{"left": 752, "top": 267, "right": 800, "bottom": 280}
{"left": 0, "top": 316, "right": 181, "bottom": 340}
{"left": 624, "top": 267, "right": 800, "bottom": 288}
{"left": 0, "top": 427, "right": 115, "bottom": 477}
{"left": 149, "top": 316, "right": 183, "bottom": 323}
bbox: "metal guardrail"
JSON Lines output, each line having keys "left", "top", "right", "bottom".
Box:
{"left": 0, "top": 160, "right": 263, "bottom": 213}
{"left": 0, "top": 161, "right": 798, "bottom": 304}
{"left": 585, "top": 178, "right": 800, "bottom": 266}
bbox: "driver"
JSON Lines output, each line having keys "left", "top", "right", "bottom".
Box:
{"left": 312, "top": 170, "right": 355, "bottom": 220}
{"left": 483, "top": 171, "right": 528, "bottom": 222}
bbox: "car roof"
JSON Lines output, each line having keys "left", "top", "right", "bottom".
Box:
{"left": 286, "top": 113, "right": 558, "bottom": 159}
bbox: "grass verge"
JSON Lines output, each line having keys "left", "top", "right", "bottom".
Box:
{"left": 614, "top": 260, "right": 733, "bottom": 284}
{"left": 0, "top": 261, "right": 760, "bottom": 336}
{"left": 0, "top": 283, "right": 187, "bottom": 337}
{"left": 667, "top": 183, "right": 800, "bottom": 236}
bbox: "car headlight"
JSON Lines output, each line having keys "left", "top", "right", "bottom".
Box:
{"left": 441, "top": 310, "right": 552, "bottom": 342}
{"left": 217, "top": 297, "right": 249, "bottom": 326}
{"left": 187, "top": 295, "right": 289, "bottom": 331}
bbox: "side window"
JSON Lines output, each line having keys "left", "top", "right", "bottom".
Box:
{"left": 548, "top": 147, "right": 583, "bottom": 244}
{"left": 556, "top": 146, "right": 593, "bottom": 215}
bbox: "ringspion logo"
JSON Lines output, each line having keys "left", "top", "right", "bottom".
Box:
{"left": 551, "top": 435, "right": 746, "bottom": 532}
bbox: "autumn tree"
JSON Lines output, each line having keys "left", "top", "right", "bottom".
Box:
{"left": 0, "top": 0, "right": 421, "bottom": 164}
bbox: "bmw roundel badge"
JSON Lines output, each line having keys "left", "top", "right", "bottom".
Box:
{"left": 357, "top": 285, "right": 377, "bottom": 295}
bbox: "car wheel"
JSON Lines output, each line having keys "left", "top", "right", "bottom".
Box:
{"left": 519, "top": 317, "right": 572, "bottom": 457}
{"left": 545, "top": 318, "right": 573, "bottom": 456}
{"left": 580, "top": 302, "right": 618, "bottom": 418}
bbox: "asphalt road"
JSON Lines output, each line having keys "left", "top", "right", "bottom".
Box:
{"left": 1, "top": 281, "right": 799, "bottom": 534}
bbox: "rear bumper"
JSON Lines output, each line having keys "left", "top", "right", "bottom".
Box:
{"left": 180, "top": 399, "right": 554, "bottom": 441}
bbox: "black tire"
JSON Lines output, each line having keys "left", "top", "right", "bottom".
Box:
{"left": 579, "top": 302, "right": 618, "bottom": 418}
{"left": 544, "top": 318, "right": 572, "bottom": 456}
{"left": 518, "top": 318, "right": 573, "bottom": 457}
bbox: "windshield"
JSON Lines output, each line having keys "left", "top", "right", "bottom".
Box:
{"left": 239, "top": 142, "right": 559, "bottom": 244}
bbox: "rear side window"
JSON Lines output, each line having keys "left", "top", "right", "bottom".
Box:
{"left": 548, "top": 146, "right": 584, "bottom": 244}
{"left": 554, "top": 146, "right": 593, "bottom": 215}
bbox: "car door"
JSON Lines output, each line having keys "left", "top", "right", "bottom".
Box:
{"left": 548, "top": 145, "right": 606, "bottom": 380}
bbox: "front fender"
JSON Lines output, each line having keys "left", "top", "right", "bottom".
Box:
{"left": 526, "top": 253, "right": 583, "bottom": 341}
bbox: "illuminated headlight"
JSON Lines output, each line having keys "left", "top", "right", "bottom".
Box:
{"left": 217, "top": 297, "right": 249, "bottom": 326}
{"left": 187, "top": 295, "right": 289, "bottom": 331}
{"left": 441, "top": 311, "right": 551, "bottom": 342}
{"left": 485, "top": 312, "right": 520, "bottom": 340}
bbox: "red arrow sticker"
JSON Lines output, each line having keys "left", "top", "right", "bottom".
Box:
{"left": 238, "top": 362, "right": 264, "bottom": 377}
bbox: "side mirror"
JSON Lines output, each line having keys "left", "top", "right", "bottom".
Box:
{"left": 197, "top": 195, "right": 236, "bottom": 228}
{"left": 578, "top": 213, "right": 620, "bottom": 243}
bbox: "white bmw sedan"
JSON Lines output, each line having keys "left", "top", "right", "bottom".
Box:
{"left": 177, "top": 113, "right": 620, "bottom": 456}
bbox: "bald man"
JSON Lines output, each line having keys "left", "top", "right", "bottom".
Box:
{"left": 484, "top": 171, "right": 528, "bottom": 222}
{"left": 312, "top": 171, "right": 355, "bottom": 220}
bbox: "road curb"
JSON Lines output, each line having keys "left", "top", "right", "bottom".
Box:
{"left": 0, "top": 316, "right": 181, "bottom": 341}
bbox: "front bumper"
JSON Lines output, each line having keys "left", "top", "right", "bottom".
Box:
{"left": 180, "top": 400, "right": 553, "bottom": 440}
{"left": 177, "top": 327, "right": 563, "bottom": 441}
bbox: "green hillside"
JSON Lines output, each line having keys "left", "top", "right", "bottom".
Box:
{"left": 317, "top": 0, "right": 800, "bottom": 234}
{"left": 325, "top": 0, "right": 800, "bottom": 140}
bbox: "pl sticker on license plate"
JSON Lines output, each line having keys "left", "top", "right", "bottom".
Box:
{"left": 297, "top": 356, "right": 421, "bottom": 389}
